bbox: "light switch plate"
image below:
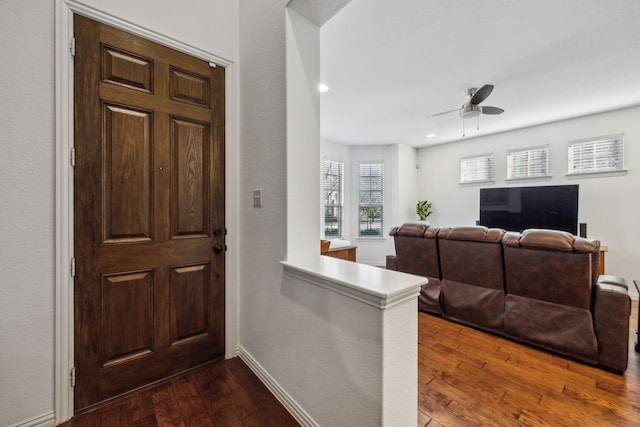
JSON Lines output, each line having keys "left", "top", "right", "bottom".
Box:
{"left": 253, "top": 189, "right": 262, "bottom": 208}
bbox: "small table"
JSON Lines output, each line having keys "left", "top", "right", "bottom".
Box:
{"left": 324, "top": 245, "right": 357, "bottom": 262}
{"left": 634, "top": 280, "right": 640, "bottom": 351}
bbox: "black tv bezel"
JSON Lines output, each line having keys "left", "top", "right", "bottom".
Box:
{"left": 478, "top": 184, "right": 579, "bottom": 235}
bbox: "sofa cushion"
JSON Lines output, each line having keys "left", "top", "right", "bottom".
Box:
{"left": 438, "top": 239, "right": 505, "bottom": 291}
{"left": 391, "top": 224, "right": 440, "bottom": 279}
{"left": 441, "top": 279, "right": 504, "bottom": 333}
{"left": 418, "top": 278, "right": 442, "bottom": 315}
{"left": 503, "top": 246, "right": 592, "bottom": 309}
{"left": 438, "top": 226, "right": 504, "bottom": 243}
{"left": 505, "top": 294, "right": 598, "bottom": 363}
{"left": 517, "top": 228, "right": 575, "bottom": 251}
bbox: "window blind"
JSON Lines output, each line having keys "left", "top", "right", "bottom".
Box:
{"left": 460, "top": 154, "right": 493, "bottom": 183}
{"left": 324, "top": 159, "right": 343, "bottom": 237}
{"left": 358, "top": 163, "right": 383, "bottom": 237}
{"left": 507, "top": 146, "right": 549, "bottom": 179}
{"left": 568, "top": 135, "right": 624, "bottom": 174}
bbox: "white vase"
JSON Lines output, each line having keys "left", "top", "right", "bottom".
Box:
{"left": 415, "top": 220, "right": 430, "bottom": 226}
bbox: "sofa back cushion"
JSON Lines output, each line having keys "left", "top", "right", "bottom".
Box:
{"left": 390, "top": 223, "right": 440, "bottom": 279}
{"left": 437, "top": 226, "right": 506, "bottom": 333}
{"left": 502, "top": 229, "right": 596, "bottom": 310}
{"left": 438, "top": 226, "right": 505, "bottom": 291}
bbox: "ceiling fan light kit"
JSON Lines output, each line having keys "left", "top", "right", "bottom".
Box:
{"left": 433, "top": 83, "right": 505, "bottom": 137}
{"left": 460, "top": 103, "right": 482, "bottom": 118}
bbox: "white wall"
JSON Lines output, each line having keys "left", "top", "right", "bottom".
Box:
{"left": 417, "top": 106, "right": 640, "bottom": 290}
{"left": 392, "top": 144, "right": 419, "bottom": 226}
{"left": 0, "top": 1, "right": 239, "bottom": 425}
{"left": 0, "top": 2, "right": 55, "bottom": 425}
{"left": 286, "top": 8, "right": 321, "bottom": 259}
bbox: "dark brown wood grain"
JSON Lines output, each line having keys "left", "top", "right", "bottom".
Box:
{"left": 74, "top": 15, "right": 225, "bottom": 412}
{"left": 418, "top": 300, "right": 640, "bottom": 426}
{"left": 59, "top": 358, "right": 300, "bottom": 427}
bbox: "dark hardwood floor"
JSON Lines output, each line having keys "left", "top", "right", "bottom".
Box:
{"left": 61, "top": 302, "right": 640, "bottom": 426}
{"left": 58, "top": 357, "right": 300, "bottom": 427}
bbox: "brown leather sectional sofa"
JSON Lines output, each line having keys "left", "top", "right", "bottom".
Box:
{"left": 386, "top": 223, "right": 631, "bottom": 373}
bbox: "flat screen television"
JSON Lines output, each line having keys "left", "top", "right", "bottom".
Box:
{"left": 479, "top": 185, "right": 579, "bottom": 235}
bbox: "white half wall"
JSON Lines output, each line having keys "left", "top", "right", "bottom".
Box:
{"left": 417, "top": 106, "right": 640, "bottom": 294}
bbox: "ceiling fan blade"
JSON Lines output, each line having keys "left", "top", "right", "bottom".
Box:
{"left": 481, "top": 106, "right": 504, "bottom": 115}
{"left": 470, "top": 84, "right": 494, "bottom": 105}
{"left": 432, "top": 108, "right": 459, "bottom": 117}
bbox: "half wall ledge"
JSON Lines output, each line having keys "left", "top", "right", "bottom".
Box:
{"left": 281, "top": 256, "right": 426, "bottom": 309}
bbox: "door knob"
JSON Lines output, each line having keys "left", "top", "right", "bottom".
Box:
{"left": 213, "top": 244, "right": 224, "bottom": 254}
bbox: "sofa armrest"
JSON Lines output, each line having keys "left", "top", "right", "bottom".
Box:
{"left": 386, "top": 255, "right": 398, "bottom": 270}
{"left": 593, "top": 280, "right": 631, "bottom": 372}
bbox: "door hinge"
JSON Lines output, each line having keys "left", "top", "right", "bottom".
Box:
{"left": 70, "top": 257, "right": 76, "bottom": 277}
{"left": 69, "top": 37, "right": 76, "bottom": 58}
{"left": 70, "top": 147, "right": 76, "bottom": 167}
{"left": 70, "top": 366, "right": 76, "bottom": 388}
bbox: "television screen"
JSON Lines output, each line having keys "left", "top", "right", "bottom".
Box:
{"left": 479, "top": 185, "right": 579, "bottom": 235}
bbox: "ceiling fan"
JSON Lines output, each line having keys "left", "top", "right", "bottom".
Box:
{"left": 434, "top": 84, "right": 504, "bottom": 119}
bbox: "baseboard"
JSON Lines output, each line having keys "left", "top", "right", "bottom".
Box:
{"left": 235, "top": 345, "right": 318, "bottom": 427}
{"left": 8, "top": 412, "right": 55, "bottom": 427}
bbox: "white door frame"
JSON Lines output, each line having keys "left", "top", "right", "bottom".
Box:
{"left": 54, "top": 1, "right": 239, "bottom": 422}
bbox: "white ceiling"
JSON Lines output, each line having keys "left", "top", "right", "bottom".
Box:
{"left": 320, "top": 0, "right": 640, "bottom": 147}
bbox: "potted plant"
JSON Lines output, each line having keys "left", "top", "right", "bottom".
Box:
{"left": 416, "top": 200, "right": 433, "bottom": 223}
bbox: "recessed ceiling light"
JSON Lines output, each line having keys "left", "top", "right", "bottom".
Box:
{"left": 318, "top": 83, "right": 330, "bottom": 93}
{"left": 426, "top": 133, "right": 436, "bottom": 139}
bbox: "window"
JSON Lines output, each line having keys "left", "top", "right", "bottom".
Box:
{"left": 507, "top": 145, "right": 549, "bottom": 179}
{"left": 323, "top": 159, "right": 343, "bottom": 238}
{"left": 358, "top": 162, "right": 383, "bottom": 237}
{"left": 568, "top": 134, "right": 624, "bottom": 175}
{"left": 460, "top": 154, "right": 493, "bottom": 183}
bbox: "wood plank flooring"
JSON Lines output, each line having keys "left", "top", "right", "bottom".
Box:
{"left": 418, "top": 300, "right": 640, "bottom": 426}
{"left": 61, "top": 302, "right": 640, "bottom": 426}
{"left": 58, "top": 357, "right": 300, "bottom": 427}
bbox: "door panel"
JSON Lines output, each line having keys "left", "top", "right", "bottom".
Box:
{"left": 103, "top": 104, "right": 152, "bottom": 242}
{"left": 74, "top": 15, "right": 225, "bottom": 412}
{"left": 172, "top": 118, "right": 209, "bottom": 237}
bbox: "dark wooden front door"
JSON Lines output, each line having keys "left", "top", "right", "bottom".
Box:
{"left": 73, "top": 15, "right": 225, "bottom": 412}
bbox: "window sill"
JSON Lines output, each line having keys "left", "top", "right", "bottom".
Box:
{"left": 357, "top": 236, "right": 386, "bottom": 242}
{"left": 505, "top": 175, "right": 552, "bottom": 183}
{"left": 565, "top": 169, "right": 628, "bottom": 179}
{"left": 459, "top": 180, "right": 495, "bottom": 186}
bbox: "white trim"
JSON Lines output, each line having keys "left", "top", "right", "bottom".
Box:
{"left": 235, "top": 345, "right": 319, "bottom": 427}
{"left": 63, "top": 0, "right": 231, "bottom": 67}
{"left": 224, "top": 62, "right": 240, "bottom": 359}
{"left": 54, "top": 0, "right": 239, "bottom": 422}
{"left": 54, "top": 1, "right": 75, "bottom": 423}
{"left": 281, "top": 257, "right": 424, "bottom": 310}
{"left": 9, "top": 412, "right": 55, "bottom": 427}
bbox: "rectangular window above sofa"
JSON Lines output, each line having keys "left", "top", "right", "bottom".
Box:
{"left": 507, "top": 145, "right": 549, "bottom": 180}
{"left": 460, "top": 154, "right": 493, "bottom": 184}
{"left": 567, "top": 134, "right": 625, "bottom": 176}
